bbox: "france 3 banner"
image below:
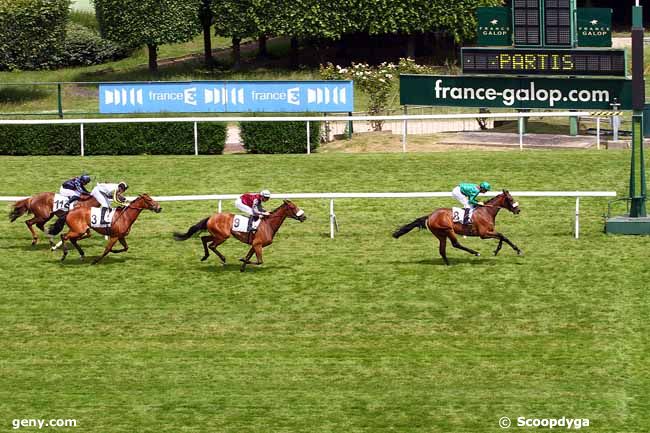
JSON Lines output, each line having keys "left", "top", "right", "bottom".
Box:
{"left": 99, "top": 81, "right": 354, "bottom": 113}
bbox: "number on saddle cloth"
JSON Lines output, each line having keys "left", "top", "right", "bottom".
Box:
{"left": 232, "top": 215, "right": 261, "bottom": 233}
{"left": 452, "top": 207, "right": 474, "bottom": 224}
{"left": 52, "top": 194, "right": 71, "bottom": 213}
{"left": 90, "top": 207, "right": 116, "bottom": 228}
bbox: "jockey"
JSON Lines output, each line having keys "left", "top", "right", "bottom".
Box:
{"left": 59, "top": 174, "right": 91, "bottom": 204}
{"left": 234, "top": 189, "right": 271, "bottom": 232}
{"left": 451, "top": 181, "right": 491, "bottom": 224}
{"left": 91, "top": 181, "right": 129, "bottom": 209}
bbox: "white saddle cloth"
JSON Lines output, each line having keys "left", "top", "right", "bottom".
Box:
{"left": 52, "top": 194, "right": 71, "bottom": 212}
{"left": 232, "top": 214, "right": 261, "bottom": 233}
{"left": 452, "top": 207, "right": 475, "bottom": 224}
{"left": 90, "top": 207, "right": 116, "bottom": 228}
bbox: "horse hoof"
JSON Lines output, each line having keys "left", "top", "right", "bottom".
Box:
{"left": 79, "top": 256, "right": 85, "bottom": 262}
{"left": 475, "top": 252, "right": 481, "bottom": 257}
{"left": 201, "top": 256, "right": 208, "bottom": 262}
{"left": 517, "top": 250, "right": 524, "bottom": 256}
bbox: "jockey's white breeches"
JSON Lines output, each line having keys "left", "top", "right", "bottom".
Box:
{"left": 91, "top": 190, "right": 111, "bottom": 208}
{"left": 58, "top": 187, "right": 78, "bottom": 198}
{"left": 234, "top": 198, "right": 253, "bottom": 216}
{"left": 451, "top": 186, "right": 470, "bottom": 208}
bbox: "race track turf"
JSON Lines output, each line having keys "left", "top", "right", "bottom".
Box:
{"left": 1, "top": 151, "right": 649, "bottom": 433}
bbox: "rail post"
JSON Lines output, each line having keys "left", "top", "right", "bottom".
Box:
{"left": 402, "top": 105, "right": 408, "bottom": 152}
{"left": 518, "top": 117, "right": 524, "bottom": 150}
{"left": 218, "top": 200, "right": 222, "bottom": 213}
{"left": 306, "top": 121, "right": 311, "bottom": 154}
{"left": 329, "top": 199, "right": 339, "bottom": 239}
{"left": 80, "top": 123, "right": 85, "bottom": 156}
{"left": 596, "top": 117, "right": 601, "bottom": 149}
{"left": 57, "top": 84, "right": 63, "bottom": 119}
{"left": 575, "top": 196, "right": 580, "bottom": 239}
{"left": 193, "top": 122, "right": 199, "bottom": 156}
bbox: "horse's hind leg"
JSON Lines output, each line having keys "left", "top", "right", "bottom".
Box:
{"left": 434, "top": 233, "right": 450, "bottom": 266}
{"left": 447, "top": 231, "right": 481, "bottom": 257}
{"left": 200, "top": 236, "right": 212, "bottom": 261}
{"left": 209, "top": 240, "right": 227, "bottom": 264}
{"left": 494, "top": 238, "right": 504, "bottom": 256}
{"left": 70, "top": 237, "right": 85, "bottom": 261}
{"left": 25, "top": 217, "right": 40, "bottom": 245}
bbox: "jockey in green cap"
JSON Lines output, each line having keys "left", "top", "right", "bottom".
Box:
{"left": 451, "top": 181, "right": 491, "bottom": 224}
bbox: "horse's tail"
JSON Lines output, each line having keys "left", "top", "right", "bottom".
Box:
{"left": 47, "top": 214, "right": 67, "bottom": 236}
{"left": 173, "top": 217, "right": 209, "bottom": 241}
{"left": 392, "top": 215, "right": 429, "bottom": 239}
{"left": 9, "top": 198, "right": 31, "bottom": 222}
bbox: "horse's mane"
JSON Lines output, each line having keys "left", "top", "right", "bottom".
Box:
{"left": 485, "top": 191, "right": 507, "bottom": 205}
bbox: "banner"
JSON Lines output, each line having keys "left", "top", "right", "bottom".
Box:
{"left": 400, "top": 74, "right": 632, "bottom": 110}
{"left": 99, "top": 81, "right": 354, "bottom": 113}
{"left": 476, "top": 7, "right": 512, "bottom": 46}
{"left": 577, "top": 8, "right": 613, "bottom": 48}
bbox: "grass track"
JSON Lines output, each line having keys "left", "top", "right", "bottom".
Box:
{"left": 1, "top": 151, "right": 650, "bottom": 433}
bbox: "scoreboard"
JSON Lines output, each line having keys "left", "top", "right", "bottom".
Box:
{"left": 513, "top": 0, "right": 573, "bottom": 47}
{"left": 462, "top": 48, "right": 626, "bottom": 76}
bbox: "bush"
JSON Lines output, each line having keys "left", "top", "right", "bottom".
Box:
{"left": 60, "top": 23, "right": 132, "bottom": 67}
{"left": 240, "top": 121, "right": 321, "bottom": 154}
{"left": 0, "top": 122, "right": 226, "bottom": 155}
{"left": 0, "top": 0, "right": 69, "bottom": 70}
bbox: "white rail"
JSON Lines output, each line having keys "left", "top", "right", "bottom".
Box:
{"left": 0, "top": 111, "right": 595, "bottom": 154}
{"left": 2, "top": 191, "right": 616, "bottom": 239}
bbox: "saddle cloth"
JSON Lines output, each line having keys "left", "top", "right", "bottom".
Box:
{"left": 452, "top": 207, "right": 474, "bottom": 224}
{"left": 90, "top": 207, "right": 116, "bottom": 228}
{"left": 52, "top": 194, "right": 71, "bottom": 212}
{"left": 232, "top": 214, "right": 261, "bottom": 233}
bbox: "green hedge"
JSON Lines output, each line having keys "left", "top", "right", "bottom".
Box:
{"left": 240, "top": 121, "right": 321, "bottom": 154}
{"left": 0, "top": 122, "right": 226, "bottom": 155}
{"left": 0, "top": 0, "right": 70, "bottom": 70}
{"left": 60, "top": 23, "right": 132, "bottom": 67}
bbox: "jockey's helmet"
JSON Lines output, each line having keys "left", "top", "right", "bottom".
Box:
{"left": 80, "top": 174, "right": 91, "bottom": 184}
{"left": 118, "top": 181, "right": 128, "bottom": 191}
{"left": 479, "top": 181, "right": 491, "bottom": 191}
{"left": 260, "top": 189, "right": 271, "bottom": 198}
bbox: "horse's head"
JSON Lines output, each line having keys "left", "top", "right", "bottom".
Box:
{"left": 500, "top": 190, "right": 520, "bottom": 214}
{"left": 133, "top": 193, "right": 162, "bottom": 213}
{"left": 282, "top": 200, "right": 306, "bottom": 222}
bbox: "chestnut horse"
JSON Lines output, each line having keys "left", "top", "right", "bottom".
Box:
{"left": 9, "top": 192, "right": 98, "bottom": 245}
{"left": 392, "top": 190, "right": 522, "bottom": 265}
{"left": 49, "top": 194, "right": 162, "bottom": 264}
{"left": 174, "top": 200, "right": 307, "bottom": 272}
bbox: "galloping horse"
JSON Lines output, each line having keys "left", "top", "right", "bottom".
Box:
{"left": 174, "top": 200, "right": 307, "bottom": 272}
{"left": 392, "top": 190, "right": 522, "bottom": 265}
{"left": 9, "top": 192, "right": 98, "bottom": 246}
{"left": 49, "top": 194, "right": 162, "bottom": 264}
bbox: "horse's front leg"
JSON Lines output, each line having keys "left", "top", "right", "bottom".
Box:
{"left": 496, "top": 232, "right": 522, "bottom": 255}
{"left": 110, "top": 237, "right": 129, "bottom": 254}
{"left": 239, "top": 247, "right": 255, "bottom": 272}
{"left": 494, "top": 238, "right": 504, "bottom": 256}
{"left": 92, "top": 237, "right": 119, "bottom": 265}
{"left": 482, "top": 231, "right": 522, "bottom": 256}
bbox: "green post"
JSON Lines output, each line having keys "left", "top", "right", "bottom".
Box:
{"left": 347, "top": 111, "right": 353, "bottom": 139}
{"left": 57, "top": 83, "right": 63, "bottom": 118}
{"left": 629, "top": 4, "right": 646, "bottom": 217}
{"left": 569, "top": 110, "right": 579, "bottom": 136}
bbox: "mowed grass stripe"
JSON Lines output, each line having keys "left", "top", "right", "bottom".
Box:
{"left": 1, "top": 151, "right": 648, "bottom": 433}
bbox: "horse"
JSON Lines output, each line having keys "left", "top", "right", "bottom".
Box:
{"left": 9, "top": 192, "right": 98, "bottom": 246}
{"left": 392, "top": 190, "right": 522, "bottom": 265}
{"left": 173, "top": 200, "right": 307, "bottom": 272}
{"left": 48, "top": 194, "right": 162, "bottom": 264}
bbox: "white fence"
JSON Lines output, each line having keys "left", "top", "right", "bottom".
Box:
{"left": 0, "top": 111, "right": 596, "bottom": 154}
{"left": 2, "top": 191, "right": 616, "bottom": 239}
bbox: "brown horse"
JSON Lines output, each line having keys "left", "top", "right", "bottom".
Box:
{"left": 174, "top": 200, "right": 307, "bottom": 272}
{"left": 392, "top": 190, "right": 522, "bottom": 265}
{"left": 49, "top": 194, "right": 162, "bottom": 264}
{"left": 9, "top": 192, "right": 98, "bottom": 246}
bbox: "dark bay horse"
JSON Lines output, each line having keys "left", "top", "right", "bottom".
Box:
{"left": 392, "top": 190, "right": 522, "bottom": 265}
{"left": 9, "top": 192, "right": 98, "bottom": 245}
{"left": 49, "top": 194, "right": 162, "bottom": 264}
{"left": 174, "top": 200, "right": 307, "bottom": 272}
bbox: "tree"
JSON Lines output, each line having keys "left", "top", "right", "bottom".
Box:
{"left": 199, "top": 0, "right": 215, "bottom": 66}
{"left": 93, "top": 0, "right": 200, "bottom": 73}
{"left": 213, "top": 0, "right": 258, "bottom": 70}
{"left": 0, "top": 0, "right": 70, "bottom": 70}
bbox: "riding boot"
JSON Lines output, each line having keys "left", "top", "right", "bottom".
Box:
{"left": 463, "top": 208, "right": 470, "bottom": 225}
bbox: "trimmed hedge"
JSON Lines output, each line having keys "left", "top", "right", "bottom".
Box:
{"left": 0, "top": 122, "right": 226, "bottom": 155}
{"left": 0, "top": 0, "right": 70, "bottom": 70}
{"left": 60, "top": 23, "right": 132, "bottom": 67}
{"left": 240, "top": 121, "right": 321, "bottom": 154}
